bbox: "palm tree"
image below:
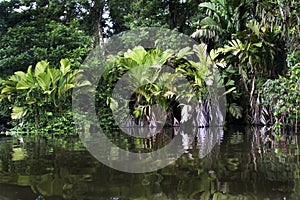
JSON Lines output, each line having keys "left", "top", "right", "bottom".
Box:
{"left": 102, "top": 46, "right": 176, "bottom": 127}
{"left": 192, "top": 0, "right": 251, "bottom": 47}
{"left": 217, "top": 19, "right": 284, "bottom": 124}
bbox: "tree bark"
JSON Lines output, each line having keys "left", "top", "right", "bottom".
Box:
{"left": 97, "top": 5, "right": 104, "bottom": 48}
{"left": 91, "top": 0, "right": 105, "bottom": 48}
{"left": 168, "top": 0, "right": 176, "bottom": 29}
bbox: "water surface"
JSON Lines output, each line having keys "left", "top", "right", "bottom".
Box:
{"left": 0, "top": 127, "right": 299, "bottom": 199}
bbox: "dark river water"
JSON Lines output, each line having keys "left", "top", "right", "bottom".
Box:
{"left": 0, "top": 126, "right": 299, "bottom": 200}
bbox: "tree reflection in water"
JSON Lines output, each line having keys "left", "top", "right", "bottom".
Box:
{"left": 0, "top": 126, "right": 299, "bottom": 199}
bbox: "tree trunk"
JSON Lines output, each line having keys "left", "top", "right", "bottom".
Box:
{"left": 168, "top": 0, "right": 176, "bottom": 29}
{"left": 91, "top": 0, "right": 105, "bottom": 48}
{"left": 97, "top": 6, "right": 104, "bottom": 48}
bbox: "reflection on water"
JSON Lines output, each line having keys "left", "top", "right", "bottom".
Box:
{"left": 0, "top": 127, "right": 299, "bottom": 199}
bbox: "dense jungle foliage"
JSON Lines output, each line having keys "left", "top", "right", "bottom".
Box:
{"left": 0, "top": 0, "right": 299, "bottom": 135}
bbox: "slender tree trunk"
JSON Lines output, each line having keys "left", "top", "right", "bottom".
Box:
{"left": 97, "top": 7, "right": 104, "bottom": 48}
{"left": 168, "top": 0, "right": 176, "bottom": 29}
{"left": 91, "top": 0, "right": 105, "bottom": 48}
{"left": 297, "top": 15, "right": 300, "bottom": 40}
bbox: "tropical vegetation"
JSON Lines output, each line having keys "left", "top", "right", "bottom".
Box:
{"left": 0, "top": 0, "right": 299, "bottom": 134}
{"left": 0, "top": 59, "right": 82, "bottom": 134}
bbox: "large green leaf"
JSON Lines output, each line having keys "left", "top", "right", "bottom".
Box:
{"left": 200, "top": 17, "right": 221, "bottom": 31}
{"left": 193, "top": 43, "right": 213, "bottom": 69}
{"left": 158, "top": 49, "right": 174, "bottom": 65}
{"left": 36, "top": 72, "right": 51, "bottom": 92}
{"left": 124, "top": 46, "right": 147, "bottom": 65}
{"left": 60, "top": 59, "right": 71, "bottom": 76}
{"left": 14, "top": 71, "right": 26, "bottom": 80}
{"left": 11, "top": 106, "right": 27, "bottom": 119}
{"left": 35, "top": 61, "right": 48, "bottom": 76}
{"left": 1, "top": 86, "right": 17, "bottom": 94}
{"left": 9, "top": 74, "right": 23, "bottom": 82}
{"left": 199, "top": 2, "right": 216, "bottom": 12}
{"left": 191, "top": 28, "right": 216, "bottom": 39}
{"left": 27, "top": 65, "right": 33, "bottom": 76}
{"left": 229, "top": 103, "right": 242, "bottom": 119}
{"left": 47, "top": 68, "right": 60, "bottom": 85}
{"left": 176, "top": 47, "right": 192, "bottom": 59}
{"left": 16, "top": 76, "right": 36, "bottom": 90}
{"left": 118, "top": 57, "right": 138, "bottom": 69}
{"left": 58, "top": 83, "right": 74, "bottom": 98}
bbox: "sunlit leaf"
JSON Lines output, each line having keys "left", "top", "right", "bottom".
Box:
{"left": 35, "top": 61, "right": 48, "bottom": 76}
{"left": 11, "top": 106, "right": 27, "bottom": 119}
{"left": 36, "top": 72, "right": 51, "bottom": 91}
{"left": 60, "top": 59, "right": 71, "bottom": 76}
